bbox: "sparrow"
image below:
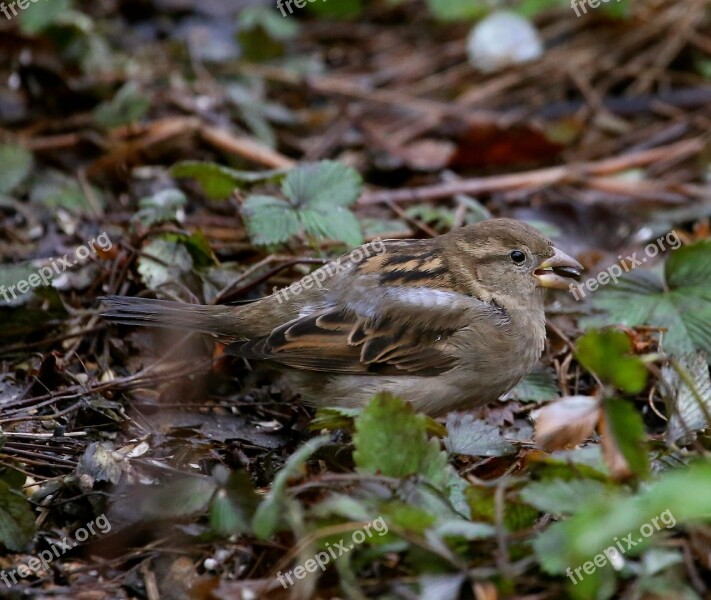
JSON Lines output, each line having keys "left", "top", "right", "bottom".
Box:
{"left": 101, "top": 219, "right": 582, "bottom": 415}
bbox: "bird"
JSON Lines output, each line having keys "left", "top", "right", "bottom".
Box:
{"left": 101, "top": 218, "right": 582, "bottom": 415}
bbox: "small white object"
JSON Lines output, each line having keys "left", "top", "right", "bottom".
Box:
{"left": 203, "top": 558, "right": 218, "bottom": 571}
{"left": 467, "top": 11, "right": 544, "bottom": 72}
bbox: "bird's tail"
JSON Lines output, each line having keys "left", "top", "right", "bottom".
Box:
{"left": 100, "top": 296, "right": 243, "bottom": 340}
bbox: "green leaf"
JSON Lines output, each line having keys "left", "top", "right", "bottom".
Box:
{"left": 601, "top": 0, "right": 631, "bottom": 19}
{"left": 18, "top": 0, "right": 73, "bottom": 34}
{"left": 353, "top": 393, "right": 449, "bottom": 488}
{"left": 379, "top": 502, "right": 436, "bottom": 534}
{"left": 30, "top": 170, "right": 104, "bottom": 215}
{"left": 0, "top": 479, "right": 35, "bottom": 551}
{"left": 140, "top": 476, "right": 217, "bottom": 519}
{"left": 132, "top": 188, "right": 187, "bottom": 227}
{"left": 520, "top": 479, "right": 612, "bottom": 516}
{"left": 238, "top": 5, "right": 298, "bottom": 40}
{"left": 508, "top": 367, "right": 560, "bottom": 403}
{"left": 575, "top": 329, "right": 648, "bottom": 393}
{"left": 516, "top": 0, "right": 565, "bottom": 18}
{"left": 667, "top": 241, "right": 711, "bottom": 289}
{"left": 466, "top": 486, "right": 538, "bottom": 532}
{"left": 305, "top": 0, "right": 363, "bottom": 19}
{"left": 444, "top": 413, "right": 515, "bottom": 457}
{"left": 581, "top": 241, "right": 711, "bottom": 356}
{"left": 534, "top": 461, "right": 711, "bottom": 575}
{"left": 138, "top": 237, "right": 194, "bottom": 290}
{"left": 0, "top": 263, "right": 42, "bottom": 307}
{"left": 252, "top": 435, "right": 329, "bottom": 539}
{"left": 209, "top": 471, "right": 259, "bottom": 538}
{"left": 603, "top": 397, "right": 649, "bottom": 478}
{"left": 241, "top": 195, "right": 301, "bottom": 245}
{"left": 433, "top": 519, "right": 496, "bottom": 540}
{"left": 310, "top": 406, "right": 361, "bottom": 431}
{"left": 299, "top": 206, "right": 363, "bottom": 247}
{"left": 237, "top": 6, "right": 298, "bottom": 61}
{"left": 210, "top": 490, "right": 247, "bottom": 536}
{"left": 425, "top": 0, "right": 488, "bottom": 21}
{"left": 165, "top": 231, "right": 215, "bottom": 269}
{"left": 282, "top": 161, "right": 362, "bottom": 208}
{"left": 93, "top": 82, "right": 150, "bottom": 129}
{"left": 0, "top": 143, "right": 33, "bottom": 194}
{"left": 240, "top": 161, "right": 364, "bottom": 246}
{"left": 171, "top": 161, "right": 285, "bottom": 200}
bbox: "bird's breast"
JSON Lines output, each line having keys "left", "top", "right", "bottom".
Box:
{"left": 450, "top": 304, "right": 547, "bottom": 398}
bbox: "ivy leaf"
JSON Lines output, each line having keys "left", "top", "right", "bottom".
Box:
{"left": 581, "top": 241, "right": 711, "bottom": 356}
{"left": 576, "top": 329, "right": 648, "bottom": 394}
{"left": 353, "top": 393, "right": 449, "bottom": 488}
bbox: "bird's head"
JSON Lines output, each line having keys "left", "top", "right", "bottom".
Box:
{"left": 445, "top": 218, "right": 583, "bottom": 310}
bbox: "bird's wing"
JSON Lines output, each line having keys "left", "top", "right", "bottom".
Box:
{"left": 226, "top": 284, "right": 507, "bottom": 376}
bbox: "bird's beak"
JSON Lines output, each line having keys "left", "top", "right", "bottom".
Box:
{"left": 534, "top": 247, "right": 583, "bottom": 289}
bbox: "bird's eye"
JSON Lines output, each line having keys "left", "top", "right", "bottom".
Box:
{"left": 510, "top": 250, "right": 526, "bottom": 264}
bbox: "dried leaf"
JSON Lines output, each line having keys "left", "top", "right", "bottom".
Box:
{"left": 534, "top": 396, "right": 600, "bottom": 452}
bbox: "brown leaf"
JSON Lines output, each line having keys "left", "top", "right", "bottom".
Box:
{"left": 534, "top": 396, "right": 600, "bottom": 452}
{"left": 449, "top": 123, "right": 568, "bottom": 169}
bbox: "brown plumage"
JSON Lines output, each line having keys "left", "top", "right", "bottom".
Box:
{"left": 101, "top": 218, "right": 582, "bottom": 415}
